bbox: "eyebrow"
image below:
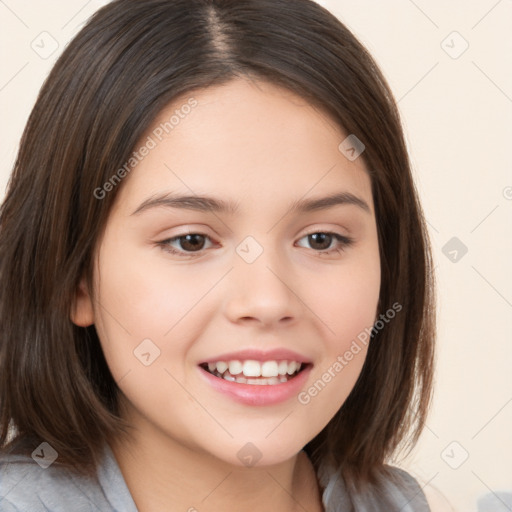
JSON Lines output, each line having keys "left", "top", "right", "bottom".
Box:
{"left": 131, "top": 191, "right": 371, "bottom": 216}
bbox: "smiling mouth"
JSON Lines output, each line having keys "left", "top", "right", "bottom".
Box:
{"left": 199, "top": 360, "right": 309, "bottom": 386}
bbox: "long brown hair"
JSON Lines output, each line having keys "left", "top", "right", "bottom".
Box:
{"left": 0, "top": 0, "right": 435, "bottom": 492}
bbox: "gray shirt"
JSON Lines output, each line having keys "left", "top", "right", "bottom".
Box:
{"left": 0, "top": 444, "right": 430, "bottom": 511}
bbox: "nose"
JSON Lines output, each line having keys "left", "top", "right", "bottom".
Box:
{"left": 222, "top": 245, "right": 302, "bottom": 328}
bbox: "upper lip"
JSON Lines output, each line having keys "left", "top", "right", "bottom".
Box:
{"left": 199, "top": 348, "right": 312, "bottom": 365}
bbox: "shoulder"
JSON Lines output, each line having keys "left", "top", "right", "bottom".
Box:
{"left": 0, "top": 444, "right": 136, "bottom": 512}
{"left": 380, "top": 465, "right": 431, "bottom": 511}
{"left": 317, "top": 457, "right": 430, "bottom": 512}
{"left": 0, "top": 452, "right": 99, "bottom": 512}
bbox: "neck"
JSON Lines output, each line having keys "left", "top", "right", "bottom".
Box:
{"left": 109, "top": 415, "right": 324, "bottom": 512}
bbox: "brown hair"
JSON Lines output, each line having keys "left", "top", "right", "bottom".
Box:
{"left": 0, "top": 0, "right": 435, "bottom": 494}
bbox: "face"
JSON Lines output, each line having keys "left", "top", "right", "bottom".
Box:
{"left": 73, "top": 77, "right": 381, "bottom": 468}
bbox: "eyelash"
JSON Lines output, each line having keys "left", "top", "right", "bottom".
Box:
{"left": 157, "top": 231, "right": 354, "bottom": 258}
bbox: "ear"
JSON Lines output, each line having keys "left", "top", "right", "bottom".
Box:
{"left": 70, "top": 277, "right": 94, "bottom": 327}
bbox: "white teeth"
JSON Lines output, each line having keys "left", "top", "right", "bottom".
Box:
{"left": 243, "top": 360, "right": 261, "bottom": 377}
{"left": 212, "top": 371, "right": 295, "bottom": 386}
{"left": 287, "top": 361, "right": 298, "bottom": 375}
{"left": 216, "top": 361, "right": 228, "bottom": 373}
{"left": 247, "top": 378, "right": 264, "bottom": 385}
{"left": 228, "top": 360, "right": 243, "bottom": 375}
{"left": 245, "top": 377, "right": 281, "bottom": 385}
{"left": 204, "top": 359, "right": 304, "bottom": 382}
{"left": 278, "top": 361, "right": 288, "bottom": 375}
{"left": 261, "top": 361, "right": 279, "bottom": 377}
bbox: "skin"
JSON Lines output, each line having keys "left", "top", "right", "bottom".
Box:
{"left": 72, "top": 77, "right": 381, "bottom": 512}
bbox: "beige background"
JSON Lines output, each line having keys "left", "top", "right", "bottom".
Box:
{"left": 1, "top": 1, "right": 511, "bottom": 510}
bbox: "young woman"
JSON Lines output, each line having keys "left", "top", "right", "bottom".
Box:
{"left": 0, "top": 0, "right": 435, "bottom": 510}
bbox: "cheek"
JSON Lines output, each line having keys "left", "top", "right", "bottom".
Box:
{"left": 91, "top": 238, "right": 208, "bottom": 380}
{"left": 314, "top": 257, "right": 381, "bottom": 346}
{"left": 297, "top": 258, "right": 379, "bottom": 417}
{"left": 96, "top": 235, "right": 220, "bottom": 329}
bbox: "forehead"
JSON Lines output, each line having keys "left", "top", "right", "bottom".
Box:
{"left": 114, "top": 77, "right": 372, "bottom": 213}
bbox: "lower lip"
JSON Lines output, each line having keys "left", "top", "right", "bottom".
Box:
{"left": 198, "top": 365, "right": 312, "bottom": 406}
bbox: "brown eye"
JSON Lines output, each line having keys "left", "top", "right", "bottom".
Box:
{"left": 158, "top": 233, "right": 214, "bottom": 257}
{"left": 307, "top": 233, "right": 333, "bottom": 251}
{"left": 296, "top": 232, "right": 354, "bottom": 255}
{"left": 175, "top": 234, "right": 207, "bottom": 252}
